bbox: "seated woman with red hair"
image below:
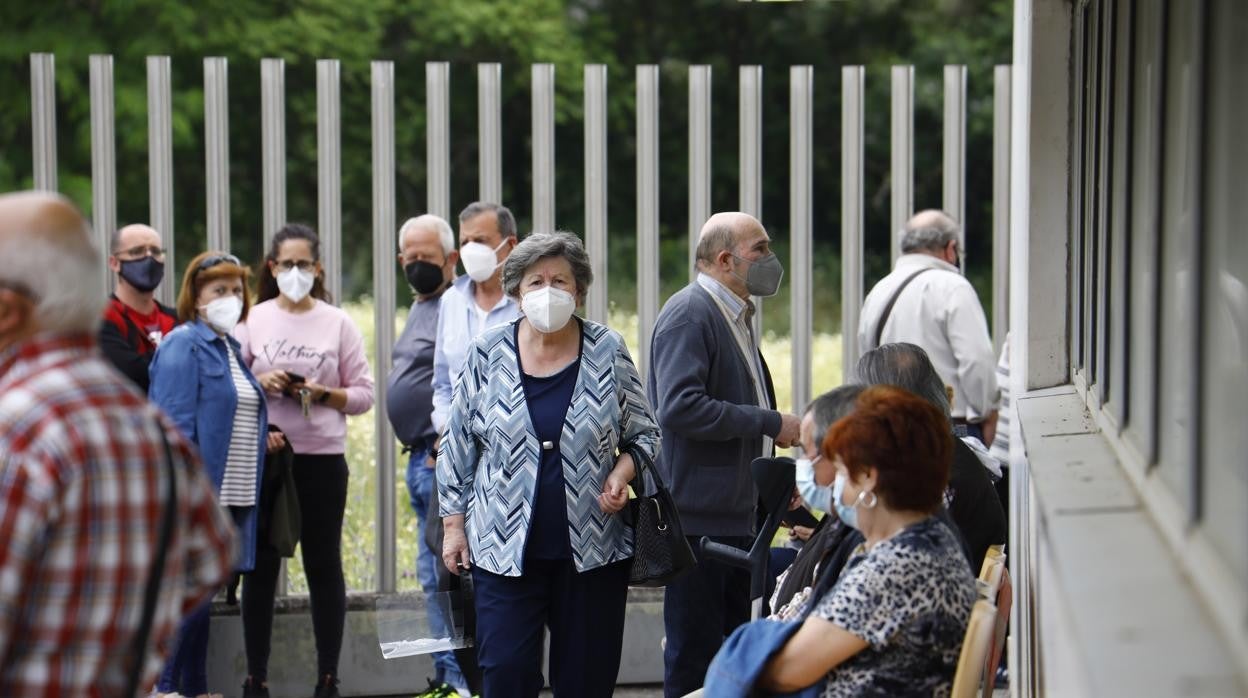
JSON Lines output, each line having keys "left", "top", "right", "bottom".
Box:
{"left": 701, "top": 385, "right": 977, "bottom": 698}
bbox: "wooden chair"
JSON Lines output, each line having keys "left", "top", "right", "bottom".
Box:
{"left": 977, "top": 554, "right": 1006, "bottom": 600}
{"left": 951, "top": 599, "right": 997, "bottom": 698}
{"left": 982, "top": 566, "right": 1013, "bottom": 698}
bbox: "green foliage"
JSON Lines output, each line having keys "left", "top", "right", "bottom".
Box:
{"left": 0, "top": 0, "right": 1010, "bottom": 334}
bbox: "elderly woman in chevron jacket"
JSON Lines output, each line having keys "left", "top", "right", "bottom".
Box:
{"left": 437, "top": 230, "right": 662, "bottom": 698}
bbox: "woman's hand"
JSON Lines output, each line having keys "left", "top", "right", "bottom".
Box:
{"left": 265, "top": 431, "right": 286, "bottom": 453}
{"left": 442, "top": 514, "right": 471, "bottom": 574}
{"left": 257, "top": 370, "right": 291, "bottom": 395}
{"left": 790, "top": 525, "right": 814, "bottom": 542}
{"left": 598, "top": 452, "right": 636, "bottom": 514}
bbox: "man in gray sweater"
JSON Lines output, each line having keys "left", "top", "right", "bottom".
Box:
{"left": 647, "top": 211, "right": 801, "bottom": 698}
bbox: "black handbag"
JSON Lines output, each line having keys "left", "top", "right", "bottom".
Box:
{"left": 626, "top": 446, "right": 696, "bottom": 587}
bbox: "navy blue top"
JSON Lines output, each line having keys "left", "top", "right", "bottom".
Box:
{"left": 517, "top": 322, "right": 582, "bottom": 561}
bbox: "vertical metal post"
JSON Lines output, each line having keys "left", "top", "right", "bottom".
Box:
{"left": 204, "top": 57, "right": 231, "bottom": 253}
{"left": 318, "top": 60, "right": 343, "bottom": 304}
{"left": 943, "top": 65, "right": 967, "bottom": 260}
{"left": 478, "top": 63, "right": 502, "bottom": 204}
{"left": 688, "top": 66, "right": 712, "bottom": 279}
{"left": 993, "top": 66, "right": 1012, "bottom": 353}
{"left": 890, "top": 66, "right": 914, "bottom": 265}
{"left": 789, "top": 67, "right": 813, "bottom": 416}
{"left": 30, "top": 54, "right": 57, "bottom": 193}
{"left": 147, "top": 56, "right": 175, "bottom": 307}
{"left": 371, "top": 61, "right": 397, "bottom": 594}
{"left": 261, "top": 59, "right": 287, "bottom": 251}
{"left": 842, "top": 67, "right": 866, "bottom": 379}
{"left": 426, "top": 63, "right": 451, "bottom": 221}
{"left": 89, "top": 55, "right": 116, "bottom": 288}
{"left": 584, "top": 65, "right": 608, "bottom": 324}
{"left": 532, "top": 64, "right": 556, "bottom": 235}
{"left": 739, "top": 66, "right": 764, "bottom": 340}
{"left": 636, "top": 66, "right": 661, "bottom": 378}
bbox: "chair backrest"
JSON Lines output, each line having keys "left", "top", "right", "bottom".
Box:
{"left": 977, "top": 554, "right": 1006, "bottom": 601}
{"left": 951, "top": 600, "right": 997, "bottom": 698}
{"left": 982, "top": 566, "right": 1013, "bottom": 698}
{"left": 979, "top": 547, "right": 1006, "bottom": 580}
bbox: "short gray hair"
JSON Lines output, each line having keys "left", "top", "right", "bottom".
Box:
{"left": 398, "top": 214, "right": 455, "bottom": 255}
{"left": 0, "top": 220, "right": 103, "bottom": 334}
{"left": 854, "top": 343, "right": 951, "bottom": 422}
{"left": 695, "top": 219, "right": 735, "bottom": 266}
{"left": 899, "top": 210, "right": 960, "bottom": 255}
{"left": 458, "top": 201, "right": 517, "bottom": 240}
{"left": 502, "top": 231, "right": 593, "bottom": 301}
{"left": 805, "top": 384, "right": 867, "bottom": 451}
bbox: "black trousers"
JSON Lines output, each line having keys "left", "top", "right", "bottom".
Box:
{"left": 242, "top": 453, "right": 349, "bottom": 681}
{"left": 472, "top": 558, "right": 631, "bottom": 698}
{"left": 662, "top": 535, "right": 752, "bottom": 698}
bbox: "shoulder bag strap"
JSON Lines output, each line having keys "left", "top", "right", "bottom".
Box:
{"left": 125, "top": 424, "right": 178, "bottom": 696}
{"left": 872, "top": 267, "right": 935, "bottom": 349}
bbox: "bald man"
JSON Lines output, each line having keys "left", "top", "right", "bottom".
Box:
{"left": 100, "top": 223, "right": 178, "bottom": 391}
{"left": 646, "top": 212, "right": 801, "bottom": 697}
{"left": 0, "top": 192, "right": 235, "bottom": 696}
{"left": 857, "top": 209, "right": 999, "bottom": 445}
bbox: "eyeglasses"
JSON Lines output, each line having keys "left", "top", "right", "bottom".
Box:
{"left": 197, "top": 253, "right": 242, "bottom": 271}
{"left": 114, "top": 245, "right": 167, "bottom": 260}
{"left": 274, "top": 260, "right": 316, "bottom": 272}
{"left": 0, "top": 279, "right": 34, "bottom": 299}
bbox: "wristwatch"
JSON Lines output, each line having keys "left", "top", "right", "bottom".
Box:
{"left": 317, "top": 389, "right": 331, "bottom": 404}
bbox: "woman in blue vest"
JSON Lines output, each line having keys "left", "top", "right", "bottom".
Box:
{"left": 148, "top": 251, "right": 278, "bottom": 698}
{"left": 438, "top": 231, "right": 662, "bottom": 697}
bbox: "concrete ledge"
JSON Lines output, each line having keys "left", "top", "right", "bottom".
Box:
{"left": 208, "top": 588, "right": 665, "bottom": 696}
{"left": 1017, "top": 388, "right": 1245, "bottom": 697}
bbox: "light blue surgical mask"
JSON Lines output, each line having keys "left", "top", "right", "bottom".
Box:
{"left": 832, "top": 472, "right": 859, "bottom": 530}
{"left": 795, "top": 456, "right": 834, "bottom": 514}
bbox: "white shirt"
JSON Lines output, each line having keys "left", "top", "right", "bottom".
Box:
{"left": 431, "top": 275, "right": 521, "bottom": 433}
{"left": 857, "top": 253, "right": 999, "bottom": 421}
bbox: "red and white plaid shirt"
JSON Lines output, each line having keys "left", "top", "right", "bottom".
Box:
{"left": 0, "top": 333, "right": 236, "bottom": 697}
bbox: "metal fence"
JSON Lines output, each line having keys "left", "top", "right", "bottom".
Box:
{"left": 24, "top": 53, "right": 1012, "bottom": 594}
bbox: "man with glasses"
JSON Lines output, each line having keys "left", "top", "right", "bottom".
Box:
{"left": 99, "top": 223, "right": 178, "bottom": 391}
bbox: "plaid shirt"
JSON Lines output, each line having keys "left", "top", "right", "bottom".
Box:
{"left": 0, "top": 333, "right": 236, "bottom": 697}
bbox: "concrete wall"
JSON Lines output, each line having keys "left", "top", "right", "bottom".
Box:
{"left": 207, "top": 589, "right": 665, "bottom": 697}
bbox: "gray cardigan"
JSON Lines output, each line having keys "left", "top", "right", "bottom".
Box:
{"left": 646, "top": 282, "right": 780, "bottom": 537}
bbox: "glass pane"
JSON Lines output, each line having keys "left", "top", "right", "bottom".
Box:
{"left": 1156, "top": 0, "right": 1201, "bottom": 503}
{"left": 1106, "top": 0, "right": 1132, "bottom": 425}
{"left": 1126, "top": 0, "right": 1163, "bottom": 461}
{"left": 1201, "top": 0, "right": 1248, "bottom": 585}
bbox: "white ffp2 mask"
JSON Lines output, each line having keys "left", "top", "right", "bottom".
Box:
{"left": 522, "top": 286, "right": 577, "bottom": 333}
{"left": 200, "top": 296, "right": 243, "bottom": 334}
{"left": 459, "top": 240, "right": 508, "bottom": 283}
{"left": 276, "top": 267, "right": 315, "bottom": 304}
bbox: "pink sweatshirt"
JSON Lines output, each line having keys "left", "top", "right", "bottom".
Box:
{"left": 235, "top": 299, "right": 375, "bottom": 454}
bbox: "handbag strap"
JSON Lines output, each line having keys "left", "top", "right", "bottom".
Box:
{"left": 125, "top": 424, "right": 178, "bottom": 696}
{"left": 625, "top": 443, "right": 666, "bottom": 494}
{"left": 871, "top": 267, "right": 934, "bottom": 349}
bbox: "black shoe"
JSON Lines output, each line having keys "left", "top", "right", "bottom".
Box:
{"left": 312, "top": 674, "right": 340, "bottom": 698}
{"left": 241, "top": 676, "right": 270, "bottom": 698}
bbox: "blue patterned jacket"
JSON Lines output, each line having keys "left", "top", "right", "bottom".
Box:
{"left": 437, "top": 318, "right": 661, "bottom": 576}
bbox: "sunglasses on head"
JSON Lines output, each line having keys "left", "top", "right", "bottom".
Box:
{"left": 197, "top": 253, "right": 242, "bottom": 271}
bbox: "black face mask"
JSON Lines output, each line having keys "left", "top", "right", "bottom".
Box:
{"left": 404, "top": 260, "right": 445, "bottom": 295}
{"left": 118, "top": 257, "right": 165, "bottom": 292}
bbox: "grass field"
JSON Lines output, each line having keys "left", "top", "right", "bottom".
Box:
{"left": 284, "top": 301, "right": 844, "bottom": 593}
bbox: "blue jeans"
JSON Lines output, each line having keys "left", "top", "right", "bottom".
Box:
{"left": 156, "top": 596, "right": 211, "bottom": 695}
{"left": 406, "top": 449, "right": 467, "bottom": 688}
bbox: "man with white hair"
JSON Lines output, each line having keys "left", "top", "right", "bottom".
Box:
{"left": 857, "top": 209, "right": 1000, "bottom": 444}
{"left": 99, "top": 223, "right": 178, "bottom": 391}
{"left": 0, "top": 191, "right": 236, "bottom": 695}
{"left": 384, "top": 213, "right": 469, "bottom": 694}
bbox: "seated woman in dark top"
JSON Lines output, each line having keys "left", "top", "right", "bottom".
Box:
{"left": 757, "top": 386, "right": 977, "bottom": 697}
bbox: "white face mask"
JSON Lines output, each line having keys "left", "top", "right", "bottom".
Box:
{"left": 459, "top": 240, "right": 508, "bottom": 283}
{"left": 522, "top": 286, "right": 577, "bottom": 334}
{"left": 200, "top": 296, "right": 243, "bottom": 334}
{"left": 795, "top": 456, "right": 834, "bottom": 514}
{"left": 276, "top": 267, "right": 316, "bottom": 303}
